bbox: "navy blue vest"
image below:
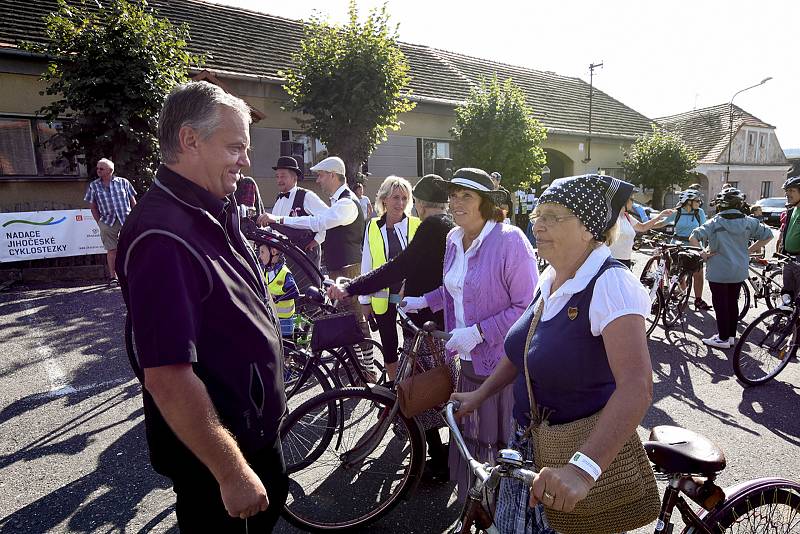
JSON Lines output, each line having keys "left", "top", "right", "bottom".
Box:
{"left": 505, "top": 257, "right": 624, "bottom": 426}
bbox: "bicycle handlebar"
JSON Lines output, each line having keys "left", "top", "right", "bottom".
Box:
{"left": 396, "top": 306, "right": 451, "bottom": 340}
{"left": 442, "top": 401, "right": 536, "bottom": 488}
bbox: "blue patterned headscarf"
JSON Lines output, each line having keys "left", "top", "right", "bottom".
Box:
{"left": 537, "top": 174, "right": 634, "bottom": 240}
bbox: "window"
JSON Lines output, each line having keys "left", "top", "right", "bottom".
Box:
{"left": 282, "top": 130, "right": 328, "bottom": 175}
{"left": 0, "top": 117, "right": 78, "bottom": 177}
{"left": 759, "top": 134, "right": 767, "bottom": 148}
{"left": 748, "top": 132, "right": 755, "bottom": 146}
{"left": 419, "top": 139, "right": 452, "bottom": 175}
{"left": 761, "top": 181, "right": 771, "bottom": 199}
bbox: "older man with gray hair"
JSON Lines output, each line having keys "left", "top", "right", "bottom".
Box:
{"left": 116, "top": 81, "right": 287, "bottom": 532}
{"left": 84, "top": 157, "right": 137, "bottom": 285}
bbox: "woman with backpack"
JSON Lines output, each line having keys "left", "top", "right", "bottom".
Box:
{"left": 689, "top": 188, "right": 773, "bottom": 349}
{"left": 656, "top": 189, "right": 712, "bottom": 310}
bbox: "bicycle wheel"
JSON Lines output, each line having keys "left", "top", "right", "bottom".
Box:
{"left": 663, "top": 271, "right": 693, "bottom": 327}
{"left": 732, "top": 308, "right": 797, "bottom": 386}
{"left": 737, "top": 282, "right": 751, "bottom": 321}
{"left": 765, "top": 270, "right": 783, "bottom": 310}
{"left": 280, "top": 386, "right": 425, "bottom": 531}
{"left": 700, "top": 482, "right": 800, "bottom": 533}
{"left": 646, "top": 290, "right": 664, "bottom": 337}
{"left": 285, "top": 349, "right": 335, "bottom": 412}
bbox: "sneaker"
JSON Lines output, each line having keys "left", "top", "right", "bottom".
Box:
{"left": 728, "top": 337, "right": 735, "bottom": 346}
{"left": 702, "top": 335, "right": 731, "bottom": 349}
{"left": 694, "top": 299, "right": 712, "bottom": 311}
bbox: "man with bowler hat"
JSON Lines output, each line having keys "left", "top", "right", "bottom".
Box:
{"left": 270, "top": 156, "right": 328, "bottom": 269}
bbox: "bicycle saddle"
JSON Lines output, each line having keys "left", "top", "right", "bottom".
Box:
{"left": 643, "top": 425, "right": 726, "bottom": 475}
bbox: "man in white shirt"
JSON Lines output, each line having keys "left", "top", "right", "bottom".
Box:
{"left": 269, "top": 156, "right": 328, "bottom": 268}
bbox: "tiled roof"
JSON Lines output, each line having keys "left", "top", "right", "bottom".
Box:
{"left": 0, "top": 0, "right": 654, "bottom": 138}
{"left": 655, "top": 103, "right": 774, "bottom": 163}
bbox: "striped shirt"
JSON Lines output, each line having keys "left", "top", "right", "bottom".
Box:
{"left": 84, "top": 176, "right": 137, "bottom": 225}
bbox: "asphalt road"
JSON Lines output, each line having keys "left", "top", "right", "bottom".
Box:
{"left": 1, "top": 250, "right": 799, "bottom": 533}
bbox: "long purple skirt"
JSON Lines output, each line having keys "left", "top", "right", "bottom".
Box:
{"left": 448, "top": 359, "right": 515, "bottom": 503}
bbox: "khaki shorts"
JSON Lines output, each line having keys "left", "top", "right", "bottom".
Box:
{"left": 98, "top": 220, "right": 123, "bottom": 251}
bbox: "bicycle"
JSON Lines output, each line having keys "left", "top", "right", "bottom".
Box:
{"left": 735, "top": 255, "right": 785, "bottom": 320}
{"left": 731, "top": 289, "right": 799, "bottom": 386}
{"left": 639, "top": 233, "right": 703, "bottom": 335}
{"left": 444, "top": 400, "right": 800, "bottom": 533}
{"left": 278, "top": 306, "right": 450, "bottom": 531}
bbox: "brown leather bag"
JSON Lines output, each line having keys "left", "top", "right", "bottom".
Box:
{"left": 397, "top": 338, "right": 454, "bottom": 418}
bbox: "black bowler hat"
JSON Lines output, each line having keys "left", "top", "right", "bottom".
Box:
{"left": 413, "top": 174, "right": 449, "bottom": 203}
{"left": 272, "top": 156, "right": 303, "bottom": 178}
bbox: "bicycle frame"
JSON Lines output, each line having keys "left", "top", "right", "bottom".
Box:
{"left": 338, "top": 307, "right": 446, "bottom": 466}
{"left": 444, "top": 401, "right": 536, "bottom": 534}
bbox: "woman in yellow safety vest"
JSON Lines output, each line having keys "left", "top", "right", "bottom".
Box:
{"left": 359, "top": 175, "right": 420, "bottom": 380}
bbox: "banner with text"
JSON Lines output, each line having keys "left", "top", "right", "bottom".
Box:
{"left": 0, "top": 210, "right": 105, "bottom": 262}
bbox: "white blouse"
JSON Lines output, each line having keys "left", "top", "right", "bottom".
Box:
{"left": 536, "top": 245, "right": 650, "bottom": 336}
{"left": 608, "top": 212, "right": 637, "bottom": 261}
{"left": 443, "top": 220, "right": 497, "bottom": 361}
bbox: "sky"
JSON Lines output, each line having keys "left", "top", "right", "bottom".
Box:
{"left": 216, "top": 0, "right": 800, "bottom": 151}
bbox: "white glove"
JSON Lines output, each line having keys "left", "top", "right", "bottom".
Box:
{"left": 399, "top": 296, "right": 428, "bottom": 313}
{"left": 446, "top": 325, "right": 483, "bottom": 355}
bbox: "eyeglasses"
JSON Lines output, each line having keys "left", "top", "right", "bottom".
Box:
{"left": 530, "top": 213, "right": 577, "bottom": 227}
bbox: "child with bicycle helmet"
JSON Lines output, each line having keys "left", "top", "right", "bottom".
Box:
{"left": 258, "top": 243, "right": 300, "bottom": 337}
{"left": 778, "top": 176, "right": 800, "bottom": 307}
{"left": 656, "top": 189, "right": 712, "bottom": 310}
{"left": 689, "top": 188, "right": 773, "bottom": 349}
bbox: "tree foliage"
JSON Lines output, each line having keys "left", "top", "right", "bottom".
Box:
{"left": 621, "top": 125, "right": 698, "bottom": 209}
{"left": 22, "top": 0, "right": 203, "bottom": 192}
{"left": 282, "top": 1, "right": 415, "bottom": 183}
{"left": 451, "top": 76, "right": 547, "bottom": 192}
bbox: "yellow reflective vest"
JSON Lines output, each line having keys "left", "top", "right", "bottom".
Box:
{"left": 266, "top": 264, "right": 295, "bottom": 319}
{"left": 367, "top": 216, "right": 421, "bottom": 314}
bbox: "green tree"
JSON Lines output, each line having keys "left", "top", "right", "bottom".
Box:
{"left": 621, "top": 125, "right": 698, "bottom": 209}
{"left": 23, "top": 0, "right": 202, "bottom": 192}
{"left": 282, "top": 1, "right": 415, "bottom": 184}
{"left": 451, "top": 75, "right": 547, "bottom": 192}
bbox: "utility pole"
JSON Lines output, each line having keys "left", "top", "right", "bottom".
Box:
{"left": 582, "top": 61, "right": 603, "bottom": 164}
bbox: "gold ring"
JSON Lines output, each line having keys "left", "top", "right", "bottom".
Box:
{"left": 543, "top": 490, "right": 555, "bottom": 501}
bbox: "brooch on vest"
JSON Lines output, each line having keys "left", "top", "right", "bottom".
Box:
{"left": 567, "top": 306, "right": 579, "bottom": 320}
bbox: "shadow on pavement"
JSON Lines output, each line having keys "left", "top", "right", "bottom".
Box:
{"left": 643, "top": 313, "right": 758, "bottom": 436}
{"left": 0, "top": 421, "right": 172, "bottom": 533}
{"left": 737, "top": 378, "right": 800, "bottom": 447}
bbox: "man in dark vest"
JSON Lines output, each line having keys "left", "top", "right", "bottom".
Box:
{"left": 269, "top": 156, "right": 328, "bottom": 269}
{"left": 257, "top": 156, "right": 375, "bottom": 379}
{"left": 116, "top": 81, "right": 287, "bottom": 532}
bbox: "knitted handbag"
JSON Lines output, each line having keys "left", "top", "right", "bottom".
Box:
{"left": 397, "top": 337, "right": 454, "bottom": 418}
{"left": 522, "top": 302, "right": 661, "bottom": 534}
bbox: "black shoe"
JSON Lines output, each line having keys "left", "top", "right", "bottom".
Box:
{"left": 694, "top": 298, "right": 711, "bottom": 311}
{"left": 422, "top": 461, "right": 449, "bottom": 483}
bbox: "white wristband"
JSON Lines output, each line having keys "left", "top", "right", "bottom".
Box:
{"left": 569, "top": 451, "right": 602, "bottom": 481}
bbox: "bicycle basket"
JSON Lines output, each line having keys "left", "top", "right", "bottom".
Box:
{"left": 309, "top": 311, "right": 364, "bottom": 352}
{"left": 677, "top": 251, "right": 703, "bottom": 273}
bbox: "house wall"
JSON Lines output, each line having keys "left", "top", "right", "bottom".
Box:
{"left": 0, "top": 66, "right": 637, "bottom": 212}
{"left": 696, "top": 163, "right": 789, "bottom": 203}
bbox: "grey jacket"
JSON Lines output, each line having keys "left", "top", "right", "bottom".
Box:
{"left": 690, "top": 209, "right": 773, "bottom": 283}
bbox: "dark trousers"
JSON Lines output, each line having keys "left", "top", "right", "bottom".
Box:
{"left": 172, "top": 439, "right": 288, "bottom": 533}
{"left": 374, "top": 303, "right": 399, "bottom": 364}
{"left": 708, "top": 281, "right": 742, "bottom": 340}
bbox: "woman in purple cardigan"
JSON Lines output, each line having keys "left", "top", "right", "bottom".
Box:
{"left": 402, "top": 168, "right": 537, "bottom": 501}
